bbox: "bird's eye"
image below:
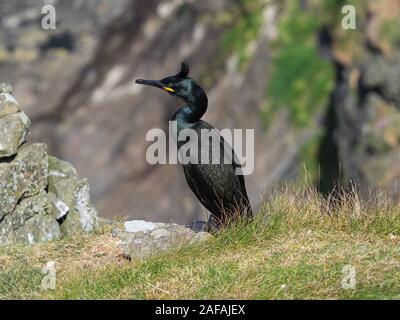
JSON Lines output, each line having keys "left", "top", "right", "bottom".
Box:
{"left": 163, "top": 87, "right": 175, "bottom": 93}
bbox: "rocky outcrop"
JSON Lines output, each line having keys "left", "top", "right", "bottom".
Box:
{"left": 0, "top": 143, "right": 48, "bottom": 220}
{"left": 0, "top": 97, "right": 29, "bottom": 158}
{"left": 334, "top": 53, "right": 400, "bottom": 196}
{"left": 47, "top": 156, "right": 98, "bottom": 235}
{"left": 0, "top": 84, "right": 98, "bottom": 245}
{"left": 112, "top": 220, "right": 211, "bottom": 260}
{"left": 330, "top": 0, "right": 400, "bottom": 197}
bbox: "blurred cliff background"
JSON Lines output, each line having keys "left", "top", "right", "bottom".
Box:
{"left": 0, "top": 0, "right": 399, "bottom": 224}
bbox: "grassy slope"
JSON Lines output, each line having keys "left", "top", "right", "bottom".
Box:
{"left": 1, "top": 185, "right": 400, "bottom": 300}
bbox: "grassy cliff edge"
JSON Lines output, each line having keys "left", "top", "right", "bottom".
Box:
{"left": 1, "top": 184, "right": 399, "bottom": 299}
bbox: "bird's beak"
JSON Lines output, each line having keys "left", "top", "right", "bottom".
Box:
{"left": 135, "top": 79, "right": 163, "bottom": 88}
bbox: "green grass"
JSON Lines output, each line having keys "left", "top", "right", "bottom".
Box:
{"left": 1, "top": 185, "right": 400, "bottom": 299}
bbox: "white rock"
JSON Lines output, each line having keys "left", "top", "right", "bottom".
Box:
{"left": 124, "top": 220, "right": 156, "bottom": 233}
{"left": 54, "top": 199, "right": 69, "bottom": 219}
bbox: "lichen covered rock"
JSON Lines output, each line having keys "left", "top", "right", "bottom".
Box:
{"left": 0, "top": 92, "right": 19, "bottom": 119}
{"left": 47, "top": 191, "right": 69, "bottom": 221}
{"left": 9, "top": 191, "right": 49, "bottom": 230}
{"left": 48, "top": 156, "right": 98, "bottom": 236}
{"left": 13, "top": 143, "right": 49, "bottom": 198}
{"left": 0, "top": 216, "right": 13, "bottom": 245}
{"left": 0, "top": 143, "right": 48, "bottom": 220}
{"left": 112, "top": 220, "right": 211, "bottom": 260}
{"left": 0, "top": 111, "right": 30, "bottom": 158}
{"left": 14, "top": 215, "right": 61, "bottom": 245}
{"left": 0, "top": 83, "right": 13, "bottom": 94}
{"left": 3, "top": 191, "right": 61, "bottom": 245}
{"left": 0, "top": 163, "right": 17, "bottom": 220}
{"left": 0, "top": 88, "right": 98, "bottom": 246}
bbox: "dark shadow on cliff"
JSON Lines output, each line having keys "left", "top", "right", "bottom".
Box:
{"left": 317, "top": 60, "right": 343, "bottom": 195}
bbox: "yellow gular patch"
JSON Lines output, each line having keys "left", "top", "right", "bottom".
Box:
{"left": 163, "top": 87, "right": 175, "bottom": 93}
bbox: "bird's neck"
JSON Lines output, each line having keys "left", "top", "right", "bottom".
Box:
{"left": 173, "top": 91, "right": 208, "bottom": 126}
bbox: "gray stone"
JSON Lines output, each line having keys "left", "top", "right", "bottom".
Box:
{"left": 47, "top": 191, "right": 69, "bottom": 220}
{"left": 0, "top": 191, "right": 61, "bottom": 246}
{"left": 0, "top": 216, "right": 13, "bottom": 245}
{"left": 335, "top": 52, "right": 400, "bottom": 196}
{"left": 48, "top": 156, "right": 98, "bottom": 235}
{"left": 0, "top": 83, "right": 13, "bottom": 94}
{"left": 9, "top": 191, "right": 48, "bottom": 230}
{"left": 0, "top": 91, "right": 98, "bottom": 245}
{"left": 14, "top": 215, "right": 61, "bottom": 245}
{"left": 13, "top": 143, "right": 49, "bottom": 198}
{"left": 113, "top": 220, "right": 211, "bottom": 260}
{"left": 361, "top": 55, "right": 388, "bottom": 88}
{"left": 0, "top": 163, "right": 18, "bottom": 220}
{"left": 0, "top": 143, "right": 48, "bottom": 221}
{"left": 0, "top": 92, "right": 19, "bottom": 119}
{"left": 124, "top": 220, "right": 156, "bottom": 233}
{"left": 384, "top": 62, "right": 400, "bottom": 105}
{"left": 0, "top": 111, "right": 30, "bottom": 158}
{"left": 361, "top": 54, "right": 400, "bottom": 106}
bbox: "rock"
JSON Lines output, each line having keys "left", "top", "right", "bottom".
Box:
{"left": 0, "top": 91, "right": 98, "bottom": 245}
{"left": 361, "top": 55, "right": 388, "bottom": 89}
{"left": 47, "top": 192, "right": 69, "bottom": 220}
{"left": 335, "top": 53, "right": 400, "bottom": 195}
{"left": 124, "top": 220, "right": 156, "bottom": 233}
{"left": 75, "top": 182, "right": 98, "bottom": 232}
{"left": 0, "top": 163, "right": 18, "bottom": 220}
{"left": 0, "top": 143, "right": 48, "bottom": 220}
{"left": 0, "top": 83, "right": 13, "bottom": 94}
{"left": 361, "top": 54, "right": 400, "bottom": 105}
{"left": 48, "top": 156, "right": 98, "bottom": 235}
{"left": 9, "top": 191, "right": 48, "bottom": 230}
{"left": 14, "top": 215, "right": 61, "bottom": 245}
{"left": 0, "top": 216, "right": 13, "bottom": 245}
{"left": 0, "top": 111, "right": 30, "bottom": 158}
{"left": 13, "top": 143, "right": 49, "bottom": 197}
{"left": 0, "top": 191, "right": 61, "bottom": 245}
{"left": 0, "top": 150, "right": 97, "bottom": 245}
{"left": 0, "top": 92, "right": 19, "bottom": 119}
{"left": 383, "top": 61, "right": 400, "bottom": 106}
{"left": 113, "top": 220, "right": 211, "bottom": 260}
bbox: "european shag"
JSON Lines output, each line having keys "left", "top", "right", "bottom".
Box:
{"left": 136, "top": 63, "right": 252, "bottom": 231}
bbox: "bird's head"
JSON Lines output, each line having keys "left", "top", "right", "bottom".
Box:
{"left": 135, "top": 62, "right": 205, "bottom": 105}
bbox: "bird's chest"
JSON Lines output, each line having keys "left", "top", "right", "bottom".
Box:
{"left": 182, "top": 163, "right": 238, "bottom": 199}
{"left": 175, "top": 131, "right": 224, "bottom": 165}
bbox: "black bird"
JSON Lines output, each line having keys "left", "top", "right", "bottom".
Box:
{"left": 136, "top": 63, "right": 252, "bottom": 231}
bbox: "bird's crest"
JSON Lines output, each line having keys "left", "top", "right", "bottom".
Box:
{"left": 177, "top": 62, "right": 189, "bottom": 78}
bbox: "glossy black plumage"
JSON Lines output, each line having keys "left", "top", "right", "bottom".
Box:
{"left": 136, "top": 63, "right": 252, "bottom": 229}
